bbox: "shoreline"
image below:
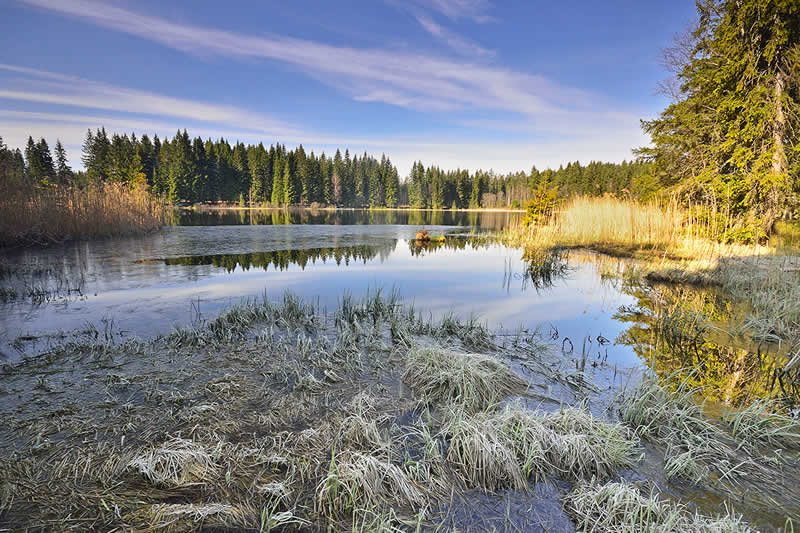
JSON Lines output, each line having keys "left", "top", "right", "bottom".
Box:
{"left": 184, "top": 205, "right": 526, "bottom": 214}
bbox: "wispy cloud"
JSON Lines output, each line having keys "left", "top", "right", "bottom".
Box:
{"left": 18, "top": 0, "right": 609, "bottom": 119}
{"left": 8, "top": 0, "right": 647, "bottom": 175}
{"left": 414, "top": 14, "right": 494, "bottom": 57}
{"left": 0, "top": 63, "right": 299, "bottom": 137}
{"left": 421, "top": 0, "right": 494, "bottom": 23}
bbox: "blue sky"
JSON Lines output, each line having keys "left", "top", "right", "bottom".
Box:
{"left": 0, "top": 0, "right": 697, "bottom": 176}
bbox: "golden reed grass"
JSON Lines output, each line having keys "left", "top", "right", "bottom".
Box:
{"left": 0, "top": 182, "right": 166, "bottom": 247}
{"left": 504, "top": 196, "right": 770, "bottom": 261}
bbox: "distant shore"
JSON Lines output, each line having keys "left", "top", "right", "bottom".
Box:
{"left": 186, "top": 204, "right": 526, "bottom": 214}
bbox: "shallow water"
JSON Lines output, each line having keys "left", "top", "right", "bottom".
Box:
{"left": 0, "top": 210, "right": 638, "bottom": 364}
{"left": 0, "top": 208, "right": 793, "bottom": 407}
{"left": 1, "top": 208, "right": 798, "bottom": 530}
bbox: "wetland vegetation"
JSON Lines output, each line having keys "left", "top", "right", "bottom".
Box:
{"left": 2, "top": 290, "right": 798, "bottom": 532}
{"left": 2, "top": 0, "right": 800, "bottom": 530}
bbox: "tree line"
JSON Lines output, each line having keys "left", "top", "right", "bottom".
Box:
{"left": 3, "top": 128, "right": 654, "bottom": 209}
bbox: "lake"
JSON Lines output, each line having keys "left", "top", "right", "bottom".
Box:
{"left": 2, "top": 208, "right": 797, "bottom": 531}
{"left": 0, "top": 208, "right": 792, "bottom": 409}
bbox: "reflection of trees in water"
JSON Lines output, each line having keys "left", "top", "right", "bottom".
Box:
{"left": 615, "top": 282, "right": 798, "bottom": 409}
{"left": 543, "top": 251, "right": 798, "bottom": 408}
{"left": 178, "top": 208, "right": 522, "bottom": 230}
{"left": 518, "top": 248, "right": 571, "bottom": 290}
{"left": 406, "top": 236, "right": 492, "bottom": 257}
{"left": 164, "top": 241, "right": 398, "bottom": 273}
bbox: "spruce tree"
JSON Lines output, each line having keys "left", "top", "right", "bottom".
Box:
{"left": 282, "top": 159, "right": 296, "bottom": 205}
{"left": 639, "top": 0, "right": 800, "bottom": 237}
{"left": 53, "top": 140, "right": 71, "bottom": 184}
{"left": 271, "top": 152, "right": 284, "bottom": 206}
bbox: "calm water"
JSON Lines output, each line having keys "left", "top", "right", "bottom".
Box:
{"left": 0, "top": 208, "right": 792, "bottom": 408}
{"left": 0, "top": 209, "right": 635, "bottom": 360}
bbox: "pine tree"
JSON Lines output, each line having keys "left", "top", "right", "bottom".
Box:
{"left": 332, "top": 149, "right": 343, "bottom": 205}
{"left": 271, "top": 150, "right": 284, "bottom": 206}
{"left": 53, "top": 140, "right": 72, "bottom": 184}
{"left": 282, "top": 159, "right": 296, "bottom": 205}
{"left": 0, "top": 136, "right": 26, "bottom": 186}
{"left": 639, "top": 0, "right": 800, "bottom": 237}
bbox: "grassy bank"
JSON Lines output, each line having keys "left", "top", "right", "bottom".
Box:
{"left": 0, "top": 292, "right": 797, "bottom": 531}
{"left": 0, "top": 182, "right": 166, "bottom": 248}
{"left": 505, "top": 197, "right": 800, "bottom": 349}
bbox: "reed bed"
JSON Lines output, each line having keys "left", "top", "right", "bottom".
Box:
{"left": 0, "top": 182, "right": 166, "bottom": 247}
{"left": 503, "top": 195, "right": 776, "bottom": 261}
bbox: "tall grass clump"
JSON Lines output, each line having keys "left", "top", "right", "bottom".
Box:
{"left": 0, "top": 182, "right": 165, "bottom": 247}
{"left": 618, "top": 372, "right": 730, "bottom": 480}
{"left": 443, "top": 404, "right": 639, "bottom": 491}
{"left": 564, "top": 481, "right": 753, "bottom": 533}
{"left": 316, "top": 452, "right": 426, "bottom": 518}
{"left": 402, "top": 345, "right": 527, "bottom": 412}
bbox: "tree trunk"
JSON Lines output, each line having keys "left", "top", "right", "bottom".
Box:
{"left": 765, "top": 71, "right": 788, "bottom": 234}
{"left": 773, "top": 71, "right": 787, "bottom": 176}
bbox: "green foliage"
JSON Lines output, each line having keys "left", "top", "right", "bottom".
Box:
{"left": 14, "top": 126, "right": 651, "bottom": 210}
{"left": 639, "top": 0, "right": 800, "bottom": 238}
{"left": 0, "top": 136, "right": 26, "bottom": 187}
{"left": 523, "top": 171, "right": 559, "bottom": 226}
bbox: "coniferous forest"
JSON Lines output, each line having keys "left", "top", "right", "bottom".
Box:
{"left": 1, "top": 129, "right": 652, "bottom": 209}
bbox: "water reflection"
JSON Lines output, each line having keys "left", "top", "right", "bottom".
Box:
{"left": 616, "top": 283, "right": 797, "bottom": 410}
{"left": 565, "top": 252, "right": 799, "bottom": 409}
{"left": 3, "top": 207, "right": 794, "bottom": 411}
{"left": 157, "top": 243, "right": 397, "bottom": 273}
{"left": 177, "top": 207, "right": 522, "bottom": 230}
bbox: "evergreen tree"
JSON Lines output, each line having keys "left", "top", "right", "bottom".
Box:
{"left": 282, "top": 159, "right": 296, "bottom": 205}
{"left": 53, "top": 140, "right": 71, "bottom": 184}
{"left": 0, "top": 136, "right": 26, "bottom": 187}
{"left": 639, "top": 0, "right": 800, "bottom": 236}
{"left": 271, "top": 150, "right": 284, "bottom": 206}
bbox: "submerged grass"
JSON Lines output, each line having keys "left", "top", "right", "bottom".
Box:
{"left": 723, "top": 399, "right": 800, "bottom": 450}
{"left": 1, "top": 291, "right": 797, "bottom": 531}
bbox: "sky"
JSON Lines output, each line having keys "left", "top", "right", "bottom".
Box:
{"left": 0, "top": 0, "right": 697, "bottom": 177}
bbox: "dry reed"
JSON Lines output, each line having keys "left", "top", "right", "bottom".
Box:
{"left": 504, "top": 196, "right": 775, "bottom": 261}
{"left": 0, "top": 182, "right": 166, "bottom": 247}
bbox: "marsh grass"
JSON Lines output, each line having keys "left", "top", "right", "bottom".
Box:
{"left": 443, "top": 404, "right": 639, "bottom": 491}
{"left": 619, "top": 369, "right": 800, "bottom": 518}
{"left": 564, "top": 481, "right": 753, "bottom": 533}
{"left": 402, "top": 345, "right": 527, "bottom": 412}
{"left": 128, "top": 502, "right": 252, "bottom": 532}
{"left": 1, "top": 291, "right": 795, "bottom": 531}
{"left": 723, "top": 399, "right": 800, "bottom": 450}
{"left": 316, "top": 451, "right": 426, "bottom": 518}
{"left": 128, "top": 437, "right": 219, "bottom": 487}
{"left": 0, "top": 182, "right": 166, "bottom": 247}
{"left": 619, "top": 371, "right": 733, "bottom": 478}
